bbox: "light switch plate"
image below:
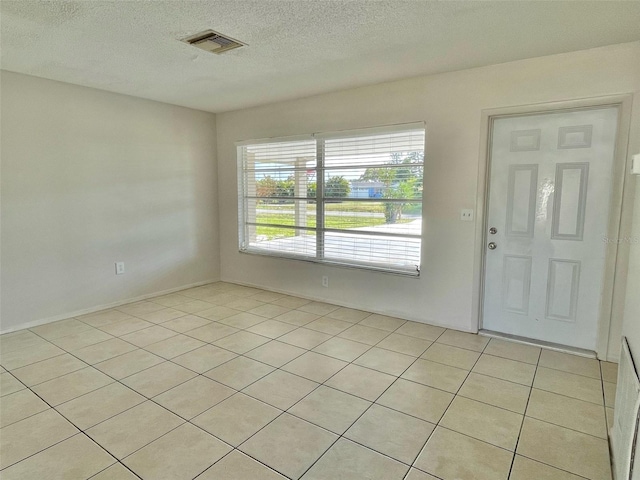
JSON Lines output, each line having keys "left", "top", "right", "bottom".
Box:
{"left": 460, "top": 209, "right": 474, "bottom": 221}
{"left": 115, "top": 262, "right": 125, "bottom": 275}
{"left": 632, "top": 154, "right": 640, "bottom": 175}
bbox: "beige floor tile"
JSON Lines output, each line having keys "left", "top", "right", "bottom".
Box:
{"left": 0, "top": 433, "right": 115, "bottom": 480}
{"left": 0, "top": 372, "right": 26, "bottom": 395}
{"left": 197, "top": 305, "right": 241, "bottom": 321}
{"left": 526, "top": 388, "right": 607, "bottom": 438}
{"left": 94, "top": 349, "right": 164, "bottom": 380}
{"left": 405, "top": 468, "right": 440, "bottom": 480}
{"left": 117, "top": 301, "right": 166, "bottom": 316}
{"left": 539, "top": 350, "right": 601, "bottom": 379}
{"left": 326, "top": 307, "right": 370, "bottom": 323}
{"left": 32, "top": 366, "right": 113, "bottom": 405}
{"left": 124, "top": 423, "right": 230, "bottom": 480}
{"left": 401, "top": 358, "right": 468, "bottom": 393}
{"left": 204, "top": 356, "right": 275, "bottom": 389}
{"left": 358, "top": 313, "right": 406, "bottom": 332}
{"left": 0, "top": 388, "right": 49, "bottom": 427}
{"left": 172, "top": 344, "right": 237, "bottom": 373}
{"left": 421, "top": 342, "right": 480, "bottom": 370}
{"left": 601, "top": 361, "right": 618, "bottom": 384}
{"left": 289, "top": 385, "right": 371, "bottom": 434}
{"left": 312, "top": 337, "right": 371, "bottom": 361}
{"left": 55, "top": 382, "right": 145, "bottom": 430}
{"left": 160, "top": 314, "right": 211, "bottom": 333}
{"left": 338, "top": 324, "right": 390, "bottom": 345}
{"left": 30, "top": 318, "right": 93, "bottom": 340}
{"left": 149, "top": 293, "right": 192, "bottom": 308}
{"left": 86, "top": 401, "right": 183, "bottom": 459}
{"left": 415, "top": 427, "right": 512, "bottom": 480}
{"left": 240, "top": 413, "right": 337, "bottom": 480}
{"left": 187, "top": 322, "right": 238, "bottom": 342}
{"left": 458, "top": 372, "right": 530, "bottom": 414}
{"left": 218, "top": 312, "right": 267, "bottom": 329}
{"left": 606, "top": 407, "right": 614, "bottom": 431}
{"left": 1, "top": 330, "right": 49, "bottom": 353}
{"left": 213, "top": 331, "right": 270, "bottom": 354}
{"left": 173, "top": 299, "right": 216, "bottom": 314}
{"left": 245, "top": 340, "right": 307, "bottom": 367}
{"left": 517, "top": 417, "right": 611, "bottom": 480}
{"left": 473, "top": 354, "right": 536, "bottom": 386}
{"left": 533, "top": 366, "right": 603, "bottom": 404}
{"left": 395, "top": 322, "right": 445, "bottom": 341}
{"left": 279, "top": 328, "right": 333, "bottom": 350}
{"left": 483, "top": 338, "right": 540, "bottom": 365}
{"left": 120, "top": 325, "right": 177, "bottom": 348}
{"left": 273, "top": 309, "right": 319, "bottom": 326}
{"left": 297, "top": 302, "right": 340, "bottom": 316}
{"left": 192, "top": 392, "right": 281, "bottom": 446}
{"left": 272, "top": 295, "right": 312, "bottom": 309}
{"left": 440, "top": 396, "right": 523, "bottom": 450}
{"left": 121, "top": 361, "right": 196, "bottom": 397}
{"left": 302, "top": 438, "right": 408, "bottom": 480}
{"left": 73, "top": 338, "right": 137, "bottom": 364}
{"left": 247, "top": 319, "right": 298, "bottom": 338}
{"left": 224, "top": 297, "right": 266, "bottom": 312}
{"left": 354, "top": 347, "right": 415, "bottom": 376}
{"left": 154, "top": 376, "right": 235, "bottom": 419}
{"left": 247, "top": 303, "right": 292, "bottom": 319}
{"left": 1, "top": 341, "right": 65, "bottom": 370}
{"left": 326, "top": 364, "right": 395, "bottom": 401}
{"left": 243, "top": 369, "right": 318, "bottom": 409}
{"left": 604, "top": 381, "right": 616, "bottom": 407}
{"left": 436, "top": 329, "right": 489, "bottom": 352}
{"left": 97, "top": 317, "right": 155, "bottom": 337}
{"left": 51, "top": 328, "right": 114, "bottom": 351}
{"left": 376, "top": 333, "right": 432, "bottom": 357}
{"left": 198, "top": 450, "right": 286, "bottom": 479}
{"left": 345, "top": 404, "right": 434, "bottom": 464}
{"left": 304, "top": 317, "right": 353, "bottom": 335}
{"left": 78, "top": 309, "right": 136, "bottom": 328}
{"left": 282, "top": 351, "right": 347, "bottom": 383}
{"left": 201, "top": 293, "right": 243, "bottom": 306}
{"left": 84, "top": 462, "right": 140, "bottom": 480}
{"left": 510, "top": 455, "right": 585, "bottom": 480}
{"left": 0, "top": 409, "right": 79, "bottom": 469}
{"left": 377, "top": 379, "right": 453, "bottom": 423}
{"left": 144, "top": 334, "right": 205, "bottom": 359}
{"left": 251, "top": 291, "right": 286, "bottom": 303}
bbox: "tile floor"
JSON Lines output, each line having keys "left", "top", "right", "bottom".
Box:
{"left": 0, "top": 282, "right": 617, "bottom": 480}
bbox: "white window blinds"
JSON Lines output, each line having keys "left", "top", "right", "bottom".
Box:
{"left": 238, "top": 123, "right": 425, "bottom": 275}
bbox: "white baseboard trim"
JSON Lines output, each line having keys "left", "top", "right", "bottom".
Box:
{"left": 221, "top": 277, "right": 470, "bottom": 334}
{"left": 0, "top": 278, "right": 219, "bottom": 335}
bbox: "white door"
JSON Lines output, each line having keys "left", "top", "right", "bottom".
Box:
{"left": 482, "top": 107, "right": 619, "bottom": 350}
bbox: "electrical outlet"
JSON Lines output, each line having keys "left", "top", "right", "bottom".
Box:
{"left": 460, "top": 209, "right": 474, "bottom": 221}
{"left": 322, "top": 276, "right": 329, "bottom": 288}
{"left": 115, "top": 262, "right": 125, "bottom": 275}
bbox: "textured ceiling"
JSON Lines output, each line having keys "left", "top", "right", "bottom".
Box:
{"left": 1, "top": 1, "right": 639, "bottom": 113}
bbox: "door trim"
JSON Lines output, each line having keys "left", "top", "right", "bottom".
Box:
{"left": 472, "top": 94, "right": 634, "bottom": 360}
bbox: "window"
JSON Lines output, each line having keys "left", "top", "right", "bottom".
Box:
{"left": 238, "top": 123, "right": 425, "bottom": 275}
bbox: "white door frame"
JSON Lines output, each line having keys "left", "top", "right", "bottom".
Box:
{"left": 472, "top": 94, "right": 634, "bottom": 360}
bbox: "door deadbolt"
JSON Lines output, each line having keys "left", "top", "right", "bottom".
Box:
{"left": 488, "top": 242, "right": 497, "bottom": 250}
{"left": 489, "top": 227, "right": 497, "bottom": 235}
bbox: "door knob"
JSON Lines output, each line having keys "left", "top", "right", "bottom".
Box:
{"left": 489, "top": 227, "right": 497, "bottom": 234}
{"left": 488, "top": 242, "right": 497, "bottom": 250}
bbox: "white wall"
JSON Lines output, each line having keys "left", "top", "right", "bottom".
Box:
{"left": 216, "top": 42, "right": 640, "bottom": 360}
{"left": 0, "top": 71, "right": 219, "bottom": 333}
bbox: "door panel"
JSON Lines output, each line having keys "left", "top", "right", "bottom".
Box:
{"left": 482, "top": 107, "right": 619, "bottom": 350}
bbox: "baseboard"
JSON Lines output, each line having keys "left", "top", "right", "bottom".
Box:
{"left": 220, "top": 276, "right": 469, "bottom": 333}
{"left": 0, "top": 278, "right": 220, "bottom": 335}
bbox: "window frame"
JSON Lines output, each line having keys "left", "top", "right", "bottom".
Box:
{"left": 237, "top": 122, "right": 425, "bottom": 276}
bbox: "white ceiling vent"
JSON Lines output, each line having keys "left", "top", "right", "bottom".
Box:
{"left": 181, "top": 30, "right": 245, "bottom": 54}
